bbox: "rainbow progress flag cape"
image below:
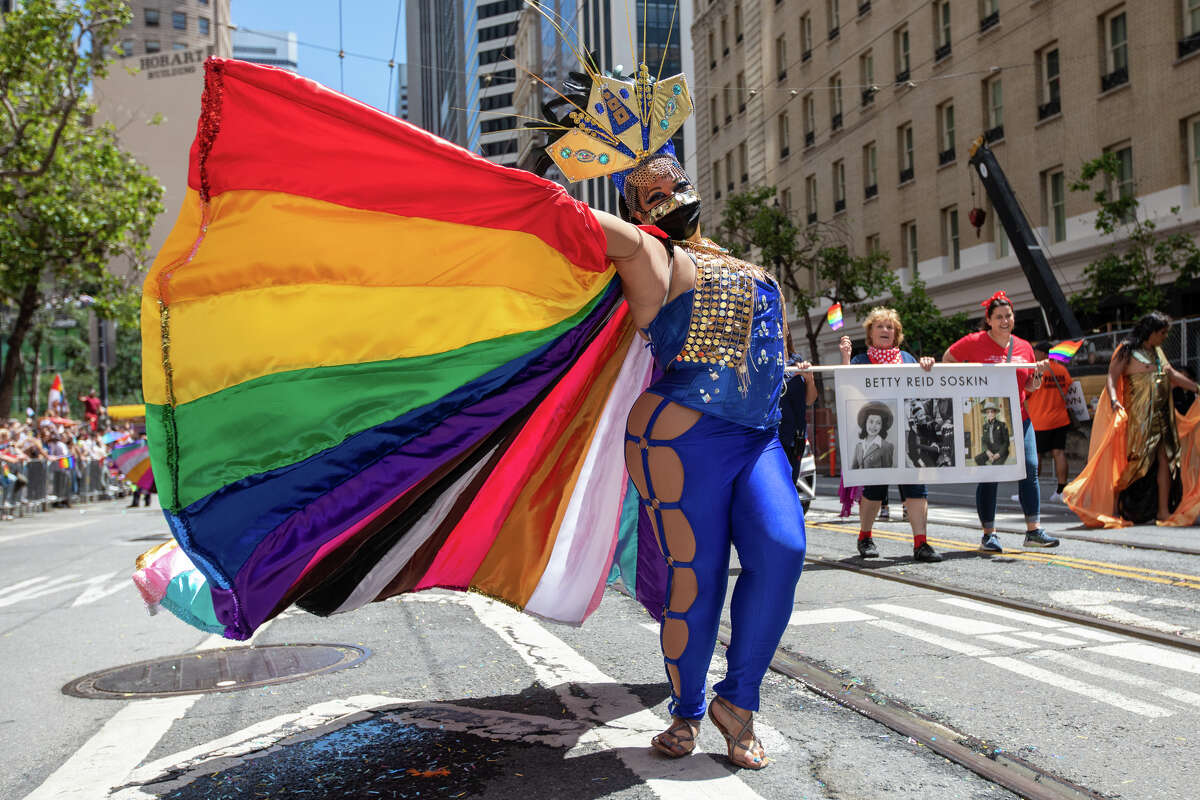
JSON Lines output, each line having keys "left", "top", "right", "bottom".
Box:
{"left": 136, "top": 59, "right": 662, "bottom": 640}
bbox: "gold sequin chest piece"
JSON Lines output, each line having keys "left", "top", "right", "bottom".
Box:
{"left": 675, "top": 240, "right": 763, "bottom": 369}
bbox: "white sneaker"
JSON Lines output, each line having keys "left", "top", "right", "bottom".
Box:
{"left": 1010, "top": 493, "right": 1019, "bottom": 502}
{"left": 1049, "top": 491, "right": 1063, "bottom": 503}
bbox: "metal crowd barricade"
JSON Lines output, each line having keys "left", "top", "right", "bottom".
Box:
{"left": 23, "top": 459, "right": 49, "bottom": 512}
{"left": 0, "top": 457, "right": 127, "bottom": 520}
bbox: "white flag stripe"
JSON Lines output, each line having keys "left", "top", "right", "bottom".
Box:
{"left": 936, "top": 597, "right": 1069, "bottom": 629}
{"left": 867, "top": 619, "right": 993, "bottom": 656}
{"left": 981, "top": 656, "right": 1173, "bottom": 718}
{"left": 1030, "top": 650, "right": 1200, "bottom": 710}
{"left": 1090, "top": 642, "right": 1200, "bottom": 676}
{"left": 868, "top": 603, "right": 1017, "bottom": 635}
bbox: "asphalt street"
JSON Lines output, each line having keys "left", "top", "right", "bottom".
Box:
{"left": 2, "top": 494, "right": 1199, "bottom": 799}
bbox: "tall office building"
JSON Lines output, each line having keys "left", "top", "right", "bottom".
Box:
{"left": 395, "top": 63, "right": 409, "bottom": 120}
{"left": 694, "top": 0, "right": 1200, "bottom": 353}
{"left": 232, "top": 28, "right": 298, "bottom": 71}
{"left": 464, "top": 0, "right": 522, "bottom": 166}
{"left": 114, "top": 0, "right": 231, "bottom": 60}
{"left": 407, "top": 0, "right": 467, "bottom": 145}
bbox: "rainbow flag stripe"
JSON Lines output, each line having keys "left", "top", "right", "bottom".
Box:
{"left": 826, "top": 303, "right": 844, "bottom": 331}
{"left": 1048, "top": 339, "right": 1083, "bottom": 363}
{"left": 135, "top": 60, "right": 661, "bottom": 640}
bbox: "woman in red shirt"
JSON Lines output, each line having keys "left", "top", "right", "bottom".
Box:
{"left": 943, "top": 291, "right": 1059, "bottom": 552}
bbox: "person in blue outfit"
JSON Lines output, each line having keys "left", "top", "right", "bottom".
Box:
{"left": 839, "top": 307, "right": 942, "bottom": 562}
{"left": 779, "top": 351, "right": 819, "bottom": 486}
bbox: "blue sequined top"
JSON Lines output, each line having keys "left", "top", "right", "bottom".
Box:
{"left": 643, "top": 240, "right": 787, "bottom": 430}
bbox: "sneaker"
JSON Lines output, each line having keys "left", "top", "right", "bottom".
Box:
{"left": 1049, "top": 491, "right": 1063, "bottom": 504}
{"left": 901, "top": 506, "right": 909, "bottom": 521}
{"left": 878, "top": 507, "right": 891, "bottom": 521}
{"left": 913, "top": 542, "right": 943, "bottom": 562}
{"left": 857, "top": 537, "right": 880, "bottom": 558}
{"left": 1023, "top": 528, "right": 1060, "bottom": 548}
{"left": 980, "top": 533, "right": 1003, "bottom": 553}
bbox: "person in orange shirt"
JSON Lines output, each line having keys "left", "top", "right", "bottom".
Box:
{"left": 1028, "top": 341, "right": 1073, "bottom": 502}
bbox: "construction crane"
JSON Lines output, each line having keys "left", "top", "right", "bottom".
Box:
{"left": 967, "top": 137, "right": 1085, "bottom": 340}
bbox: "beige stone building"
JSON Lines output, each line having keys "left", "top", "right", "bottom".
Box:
{"left": 692, "top": 0, "right": 1200, "bottom": 357}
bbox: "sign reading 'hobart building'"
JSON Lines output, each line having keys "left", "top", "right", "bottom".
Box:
{"left": 141, "top": 46, "right": 214, "bottom": 80}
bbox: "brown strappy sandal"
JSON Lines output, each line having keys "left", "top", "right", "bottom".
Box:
{"left": 707, "top": 696, "right": 768, "bottom": 770}
{"left": 651, "top": 717, "right": 698, "bottom": 758}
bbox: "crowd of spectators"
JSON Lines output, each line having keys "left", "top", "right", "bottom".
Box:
{"left": 0, "top": 411, "right": 137, "bottom": 519}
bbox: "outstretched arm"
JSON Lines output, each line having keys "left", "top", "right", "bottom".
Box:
{"left": 1166, "top": 363, "right": 1199, "bottom": 393}
{"left": 1106, "top": 344, "right": 1127, "bottom": 412}
{"left": 591, "top": 209, "right": 675, "bottom": 330}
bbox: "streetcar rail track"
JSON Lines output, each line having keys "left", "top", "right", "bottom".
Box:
{"left": 721, "top": 623, "right": 1110, "bottom": 800}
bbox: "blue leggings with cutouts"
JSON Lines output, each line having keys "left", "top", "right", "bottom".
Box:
{"left": 625, "top": 394, "right": 807, "bottom": 720}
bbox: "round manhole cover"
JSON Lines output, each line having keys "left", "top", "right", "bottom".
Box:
{"left": 63, "top": 643, "right": 370, "bottom": 699}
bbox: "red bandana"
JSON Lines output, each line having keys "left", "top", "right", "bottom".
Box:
{"left": 981, "top": 289, "right": 1010, "bottom": 308}
{"left": 867, "top": 346, "right": 902, "bottom": 364}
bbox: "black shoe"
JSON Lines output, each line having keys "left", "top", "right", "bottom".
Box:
{"left": 1023, "top": 528, "right": 1060, "bottom": 548}
{"left": 980, "top": 533, "right": 1003, "bottom": 553}
{"left": 857, "top": 537, "right": 880, "bottom": 558}
{"left": 128, "top": 498, "right": 139, "bottom": 508}
{"left": 913, "top": 542, "right": 943, "bottom": 562}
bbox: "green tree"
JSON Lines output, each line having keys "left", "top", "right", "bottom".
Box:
{"left": 720, "top": 187, "right": 899, "bottom": 366}
{"left": 889, "top": 276, "right": 973, "bottom": 358}
{"left": 0, "top": 0, "right": 162, "bottom": 416}
{"left": 1069, "top": 152, "right": 1200, "bottom": 317}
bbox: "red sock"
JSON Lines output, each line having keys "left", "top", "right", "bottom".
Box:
{"left": 859, "top": 529, "right": 872, "bottom": 540}
{"left": 913, "top": 534, "right": 928, "bottom": 547}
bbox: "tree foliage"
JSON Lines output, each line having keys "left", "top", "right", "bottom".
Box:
{"left": 719, "top": 187, "right": 899, "bottom": 365}
{"left": 888, "top": 276, "right": 973, "bottom": 358}
{"left": 1069, "top": 152, "right": 1200, "bottom": 317}
{"left": 0, "top": 0, "right": 163, "bottom": 416}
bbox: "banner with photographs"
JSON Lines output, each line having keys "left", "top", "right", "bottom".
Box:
{"left": 834, "top": 365, "right": 1026, "bottom": 486}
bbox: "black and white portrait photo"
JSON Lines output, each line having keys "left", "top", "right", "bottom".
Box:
{"left": 963, "top": 397, "right": 1017, "bottom": 467}
{"left": 904, "top": 398, "right": 955, "bottom": 468}
{"left": 848, "top": 400, "right": 897, "bottom": 469}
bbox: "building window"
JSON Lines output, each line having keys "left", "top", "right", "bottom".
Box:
{"left": 710, "top": 97, "right": 719, "bottom": 133}
{"left": 736, "top": 71, "right": 747, "bottom": 112}
{"left": 713, "top": 161, "right": 722, "bottom": 199}
{"left": 806, "top": 175, "right": 819, "bottom": 224}
{"left": 173, "top": 11, "right": 186, "bottom": 31}
{"left": 1105, "top": 144, "right": 1135, "bottom": 221}
{"left": 781, "top": 188, "right": 793, "bottom": 213}
{"left": 119, "top": 38, "right": 134, "bottom": 57}
{"left": 145, "top": 40, "right": 161, "bottom": 53}
{"left": 979, "top": 0, "right": 999, "bottom": 32}
{"left": 738, "top": 142, "right": 748, "bottom": 183}
{"left": 800, "top": 13, "right": 813, "bottom": 60}
{"left": 144, "top": 8, "right": 160, "bottom": 27}
{"left": 172, "top": 42, "right": 187, "bottom": 50}
{"left": 779, "top": 113, "right": 791, "bottom": 157}
{"left": 863, "top": 141, "right": 878, "bottom": 196}
{"left": 1037, "top": 45, "right": 1061, "bottom": 119}
{"left": 859, "top": 50, "right": 875, "bottom": 106}
{"left": 942, "top": 206, "right": 960, "bottom": 270}
{"left": 830, "top": 74, "right": 843, "bottom": 130}
{"left": 1045, "top": 168, "right": 1067, "bottom": 242}
{"left": 833, "top": 160, "right": 846, "bottom": 212}
{"left": 725, "top": 152, "right": 735, "bottom": 193}
{"left": 723, "top": 83, "right": 732, "bottom": 122}
{"left": 938, "top": 101, "right": 955, "bottom": 164}
{"left": 902, "top": 221, "right": 919, "bottom": 276}
{"left": 708, "top": 30, "right": 716, "bottom": 68}
{"left": 198, "top": 16, "right": 210, "bottom": 36}
{"left": 1189, "top": 115, "right": 1200, "bottom": 206}
{"left": 894, "top": 26, "right": 910, "bottom": 81}
{"left": 721, "top": 16, "right": 729, "bottom": 55}
{"left": 827, "top": 0, "right": 840, "bottom": 39}
{"left": 866, "top": 234, "right": 881, "bottom": 254}
{"left": 1188, "top": 0, "right": 1200, "bottom": 35}
{"left": 803, "top": 94, "right": 816, "bottom": 146}
{"left": 734, "top": 2, "right": 743, "bottom": 42}
{"left": 199, "top": 0, "right": 209, "bottom": 4}
{"left": 984, "top": 76, "right": 1003, "bottom": 141}
{"left": 776, "top": 34, "right": 787, "bottom": 80}
{"left": 898, "top": 122, "right": 914, "bottom": 182}
{"left": 1103, "top": 9, "right": 1129, "bottom": 90}
{"left": 934, "top": 1, "right": 952, "bottom": 60}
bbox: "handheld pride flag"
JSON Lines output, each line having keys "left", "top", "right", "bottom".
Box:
{"left": 826, "top": 303, "right": 844, "bottom": 331}
{"left": 1048, "top": 340, "right": 1083, "bottom": 363}
{"left": 47, "top": 374, "right": 64, "bottom": 409}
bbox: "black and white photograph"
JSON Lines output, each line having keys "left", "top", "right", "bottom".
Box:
{"left": 963, "top": 396, "right": 1017, "bottom": 467}
{"left": 904, "top": 398, "right": 955, "bottom": 468}
{"left": 847, "top": 399, "right": 897, "bottom": 470}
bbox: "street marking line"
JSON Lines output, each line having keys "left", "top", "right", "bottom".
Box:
{"left": 866, "top": 619, "right": 993, "bottom": 656}
{"left": 0, "top": 519, "right": 102, "bottom": 544}
{"left": 1089, "top": 642, "right": 1200, "bottom": 676}
{"left": 72, "top": 573, "right": 129, "bottom": 607}
{"left": 1029, "top": 650, "right": 1200, "bottom": 710}
{"left": 788, "top": 607, "right": 877, "bottom": 626}
{"left": 937, "top": 597, "right": 1069, "bottom": 629}
{"left": 867, "top": 603, "right": 1017, "bottom": 636}
{"left": 1055, "top": 626, "right": 1124, "bottom": 643}
{"left": 1007, "top": 631, "right": 1088, "bottom": 647}
{"left": 23, "top": 626, "right": 272, "bottom": 800}
{"left": 464, "top": 594, "right": 766, "bottom": 799}
{"left": 977, "top": 634, "right": 1037, "bottom": 650}
{"left": 980, "top": 656, "right": 1173, "bottom": 718}
{"left": 0, "top": 575, "right": 84, "bottom": 608}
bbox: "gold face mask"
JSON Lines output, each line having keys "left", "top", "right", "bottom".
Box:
{"left": 646, "top": 188, "right": 701, "bottom": 223}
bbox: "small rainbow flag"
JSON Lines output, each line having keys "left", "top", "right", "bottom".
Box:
{"left": 1048, "top": 339, "right": 1083, "bottom": 363}
{"left": 58, "top": 456, "right": 73, "bottom": 470}
{"left": 826, "top": 303, "right": 844, "bottom": 331}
